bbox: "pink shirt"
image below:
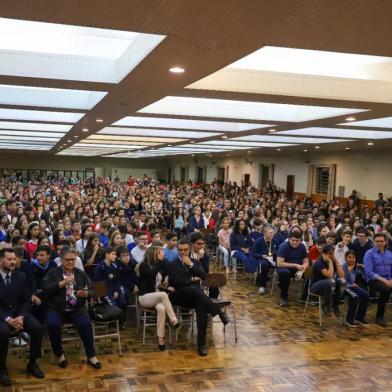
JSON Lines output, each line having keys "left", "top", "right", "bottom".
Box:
{"left": 218, "top": 228, "right": 231, "bottom": 248}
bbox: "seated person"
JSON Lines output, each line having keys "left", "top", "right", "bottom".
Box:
{"left": 229, "top": 219, "right": 258, "bottom": 273}
{"left": 352, "top": 227, "right": 373, "bottom": 289}
{"left": 82, "top": 234, "right": 104, "bottom": 277}
{"left": 343, "top": 250, "right": 370, "bottom": 327}
{"left": 0, "top": 248, "right": 44, "bottom": 386}
{"left": 55, "top": 239, "right": 84, "bottom": 271}
{"left": 163, "top": 232, "right": 179, "bottom": 263}
{"left": 334, "top": 230, "right": 353, "bottom": 265}
{"left": 308, "top": 237, "right": 326, "bottom": 264}
{"left": 115, "top": 245, "right": 138, "bottom": 309}
{"left": 250, "top": 219, "right": 263, "bottom": 243}
{"left": 276, "top": 231, "right": 309, "bottom": 307}
{"left": 364, "top": 232, "right": 392, "bottom": 327}
{"left": 30, "top": 245, "right": 57, "bottom": 322}
{"left": 131, "top": 231, "right": 148, "bottom": 264}
{"left": 310, "top": 245, "right": 346, "bottom": 316}
{"left": 325, "top": 231, "right": 338, "bottom": 246}
{"left": 93, "top": 246, "right": 127, "bottom": 327}
{"left": 137, "top": 242, "right": 180, "bottom": 351}
{"left": 42, "top": 247, "right": 101, "bottom": 369}
{"left": 164, "top": 240, "right": 230, "bottom": 357}
{"left": 252, "top": 225, "right": 279, "bottom": 295}
{"left": 217, "top": 217, "right": 232, "bottom": 274}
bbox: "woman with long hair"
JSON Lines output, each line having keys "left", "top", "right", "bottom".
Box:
{"left": 24, "top": 222, "right": 41, "bottom": 261}
{"left": 109, "top": 230, "right": 125, "bottom": 250}
{"left": 229, "top": 219, "right": 257, "bottom": 273}
{"left": 83, "top": 233, "right": 104, "bottom": 277}
{"left": 137, "top": 241, "right": 180, "bottom": 351}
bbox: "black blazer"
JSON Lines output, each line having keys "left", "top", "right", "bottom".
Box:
{"left": 0, "top": 271, "right": 31, "bottom": 321}
{"left": 163, "top": 258, "right": 207, "bottom": 289}
{"left": 42, "top": 267, "right": 91, "bottom": 313}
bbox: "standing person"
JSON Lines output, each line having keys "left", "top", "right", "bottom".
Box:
{"left": 364, "top": 232, "right": 392, "bottom": 327}
{"left": 164, "top": 240, "right": 230, "bottom": 357}
{"left": 137, "top": 243, "right": 180, "bottom": 351}
{"left": 0, "top": 248, "right": 44, "bottom": 386}
{"left": 276, "top": 231, "right": 309, "bottom": 307}
{"left": 253, "top": 225, "right": 279, "bottom": 295}
{"left": 217, "top": 217, "right": 232, "bottom": 274}
{"left": 42, "top": 248, "right": 101, "bottom": 369}
{"left": 343, "top": 250, "right": 370, "bottom": 328}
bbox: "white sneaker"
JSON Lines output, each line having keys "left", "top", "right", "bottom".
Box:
{"left": 258, "top": 287, "right": 266, "bottom": 295}
{"left": 9, "top": 337, "right": 28, "bottom": 347}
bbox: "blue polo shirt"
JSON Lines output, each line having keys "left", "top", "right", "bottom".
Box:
{"left": 277, "top": 241, "right": 307, "bottom": 265}
{"left": 364, "top": 247, "right": 392, "bottom": 282}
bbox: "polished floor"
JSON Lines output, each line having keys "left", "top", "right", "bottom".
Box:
{"left": 5, "top": 265, "right": 392, "bottom": 391}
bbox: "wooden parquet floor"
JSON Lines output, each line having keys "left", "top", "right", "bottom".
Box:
{"left": 4, "top": 266, "right": 392, "bottom": 392}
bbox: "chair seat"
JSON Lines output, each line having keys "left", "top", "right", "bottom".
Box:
{"left": 211, "top": 298, "right": 232, "bottom": 307}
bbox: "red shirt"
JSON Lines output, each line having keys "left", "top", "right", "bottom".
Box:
{"left": 308, "top": 245, "right": 321, "bottom": 264}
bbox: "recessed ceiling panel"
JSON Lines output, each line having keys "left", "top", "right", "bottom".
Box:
{"left": 0, "top": 17, "right": 166, "bottom": 83}
{"left": 113, "top": 116, "right": 271, "bottom": 132}
{"left": 139, "top": 96, "right": 364, "bottom": 122}
{"left": 339, "top": 117, "right": 392, "bottom": 128}
{"left": 89, "top": 134, "right": 187, "bottom": 143}
{"left": 0, "top": 85, "right": 107, "bottom": 110}
{"left": 0, "top": 121, "right": 72, "bottom": 133}
{"left": 99, "top": 127, "right": 220, "bottom": 139}
{"left": 277, "top": 127, "right": 392, "bottom": 139}
{"left": 0, "top": 108, "right": 84, "bottom": 123}
{"left": 232, "top": 134, "right": 351, "bottom": 143}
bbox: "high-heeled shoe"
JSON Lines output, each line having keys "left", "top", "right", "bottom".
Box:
{"left": 157, "top": 337, "right": 166, "bottom": 351}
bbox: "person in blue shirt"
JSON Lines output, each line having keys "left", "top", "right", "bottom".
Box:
{"left": 276, "top": 231, "right": 309, "bottom": 307}
{"left": 252, "top": 225, "right": 278, "bottom": 295}
{"left": 343, "top": 250, "right": 370, "bottom": 327}
{"left": 310, "top": 245, "right": 346, "bottom": 317}
{"left": 30, "top": 245, "right": 57, "bottom": 322}
{"left": 250, "top": 219, "right": 263, "bottom": 244}
{"left": 229, "top": 219, "right": 258, "bottom": 273}
{"left": 99, "top": 222, "right": 111, "bottom": 248}
{"left": 364, "top": 232, "right": 392, "bottom": 327}
{"left": 188, "top": 206, "right": 205, "bottom": 233}
{"left": 351, "top": 226, "right": 373, "bottom": 289}
{"left": 93, "top": 247, "right": 127, "bottom": 326}
{"left": 163, "top": 232, "right": 178, "bottom": 262}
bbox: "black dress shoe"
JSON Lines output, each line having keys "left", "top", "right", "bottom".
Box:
{"left": 87, "top": 359, "right": 102, "bottom": 369}
{"left": 26, "top": 362, "right": 45, "bottom": 379}
{"left": 219, "top": 312, "right": 230, "bottom": 326}
{"left": 198, "top": 345, "right": 208, "bottom": 356}
{"left": 376, "top": 316, "right": 387, "bottom": 327}
{"left": 0, "top": 370, "right": 11, "bottom": 387}
{"left": 58, "top": 359, "right": 68, "bottom": 368}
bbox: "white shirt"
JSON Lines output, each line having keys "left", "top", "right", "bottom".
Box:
{"left": 0, "top": 270, "right": 11, "bottom": 285}
{"left": 131, "top": 246, "right": 146, "bottom": 264}
{"left": 54, "top": 256, "right": 85, "bottom": 271}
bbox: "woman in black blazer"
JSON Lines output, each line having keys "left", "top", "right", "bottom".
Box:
{"left": 137, "top": 241, "right": 180, "bottom": 351}
{"left": 42, "top": 247, "right": 101, "bottom": 369}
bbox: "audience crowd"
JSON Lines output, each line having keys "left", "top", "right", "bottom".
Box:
{"left": 0, "top": 174, "right": 392, "bottom": 386}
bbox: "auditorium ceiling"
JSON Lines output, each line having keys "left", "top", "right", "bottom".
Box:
{"left": 1, "top": 0, "right": 392, "bottom": 158}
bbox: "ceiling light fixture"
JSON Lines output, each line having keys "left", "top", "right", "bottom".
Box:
{"left": 276, "top": 148, "right": 281, "bottom": 151}
{"left": 345, "top": 147, "right": 350, "bottom": 150}
{"left": 96, "top": 118, "right": 103, "bottom": 123}
{"left": 169, "top": 66, "right": 185, "bottom": 73}
{"left": 222, "top": 135, "right": 228, "bottom": 139}
{"left": 269, "top": 129, "right": 276, "bottom": 132}
{"left": 315, "top": 146, "right": 320, "bottom": 149}
{"left": 303, "top": 149, "right": 308, "bottom": 152}
{"left": 82, "top": 128, "right": 89, "bottom": 132}
{"left": 345, "top": 116, "right": 356, "bottom": 122}
{"left": 74, "top": 135, "right": 78, "bottom": 138}
{"left": 368, "top": 142, "right": 374, "bottom": 145}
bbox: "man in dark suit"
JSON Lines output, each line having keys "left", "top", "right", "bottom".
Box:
{"left": 0, "top": 248, "right": 44, "bottom": 386}
{"left": 164, "top": 240, "right": 230, "bottom": 357}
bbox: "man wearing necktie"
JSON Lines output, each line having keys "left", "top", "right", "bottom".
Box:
{"left": 0, "top": 248, "right": 44, "bottom": 387}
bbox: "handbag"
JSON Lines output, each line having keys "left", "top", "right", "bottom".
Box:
{"left": 89, "top": 303, "right": 123, "bottom": 322}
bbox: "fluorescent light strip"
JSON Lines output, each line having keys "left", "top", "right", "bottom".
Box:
{"left": 339, "top": 117, "right": 392, "bottom": 128}
{"left": 228, "top": 46, "right": 392, "bottom": 81}
{"left": 112, "top": 117, "right": 271, "bottom": 132}
{"left": 139, "top": 96, "right": 364, "bottom": 122}
{"left": 79, "top": 142, "right": 149, "bottom": 148}
{"left": 98, "top": 127, "right": 221, "bottom": 139}
{"left": 0, "top": 130, "right": 64, "bottom": 138}
{"left": 0, "top": 85, "right": 107, "bottom": 110}
{"left": 0, "top": 136, "right": 59, "bottom": 142}
{"left": 200, "top": 140, "right": 295, "bottom": 147}
{"left": 0, "top": 17, "right": 166, "bottom": 83}
{"left": 231, "top": 134, "right": 351, "bottom": 143}
{"left": 0, "top": 121, "right": 72, "bottom": 132}
{"left": 88, "top": 135, "right": 187, "bottom": 143}
{"left": 277, "top": 127, "right": 392, "bottom": 140}
{"left": 0, "top": 108, "right": 84, "bottom": 123}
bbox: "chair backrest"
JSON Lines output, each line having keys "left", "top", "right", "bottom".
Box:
{"left": 203, "top": 272, "right": 227, "bottom": 289}
{"left": 91, "top": 280, "right": 108, "bottom": 298}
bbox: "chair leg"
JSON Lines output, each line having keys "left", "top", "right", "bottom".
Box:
{"left": 142, "top": 311, "right": 146, "bottom": 345}
{"left": 116, "top": 320, "right": 122, "bottom": 356}
{"left": 303, "top": 292, "right": 311, "bottom": 316}
{"left": 232, "top": 305, "right": 238, "bottom": 343}
{"left": 318, "top": 297, "right": 323, "bottom": 327}
{"left": 271, "top": 271, "right": 277, "bottom": 294}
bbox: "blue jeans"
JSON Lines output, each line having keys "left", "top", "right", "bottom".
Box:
{"left": 46, "top": 309, "right": 95, "bottom": 358}
{"left": 345, "top": 286, "right": 369, "bottom": 323}
{"left": 255, "top": 259, "right": 270, "bottom": 287}
{"left": 311, "top": 278, "right": 345, "bottom": 307}
{"left": 233, "top": 251, "right": 258, "bottom": 273}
